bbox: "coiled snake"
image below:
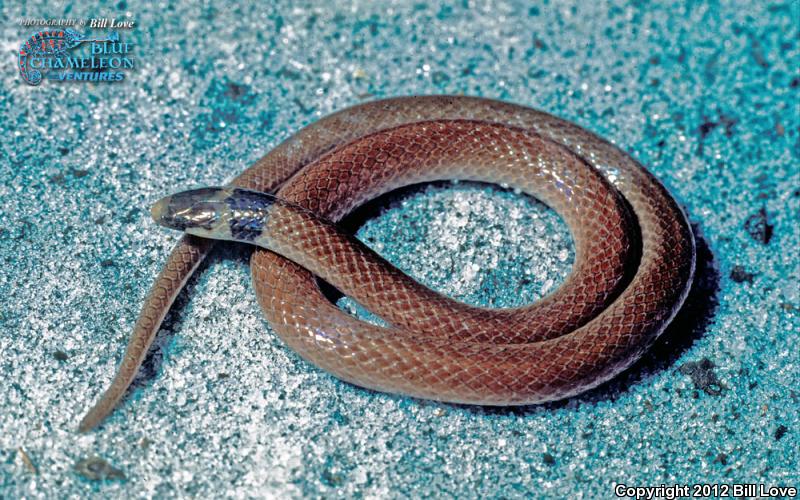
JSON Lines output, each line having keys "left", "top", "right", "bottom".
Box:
{"left": 78, "top": 96, "right": 695, "bottom": 432}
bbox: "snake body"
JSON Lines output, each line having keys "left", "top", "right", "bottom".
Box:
{"left": 78, "top": 96, "right": 695, "bottom": 432}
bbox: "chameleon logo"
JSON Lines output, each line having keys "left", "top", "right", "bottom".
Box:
{"left": 18, "top": 29, "right": 130, "bottom": 85}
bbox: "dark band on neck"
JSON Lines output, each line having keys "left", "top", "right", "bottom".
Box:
{"left": 226, "top": 188, "right": 276, "bottom": 241}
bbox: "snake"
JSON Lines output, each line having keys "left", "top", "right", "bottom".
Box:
{"left": 78, "top": 96, "right": 695, "bottom": 432}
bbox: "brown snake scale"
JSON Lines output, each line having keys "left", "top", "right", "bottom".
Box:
{"left": 79, "top": 96, "right": 695, "bottom": 431}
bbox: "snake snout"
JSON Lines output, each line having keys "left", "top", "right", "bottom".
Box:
{"left": 151, "top": 187, "right": 227, "bottom": 231}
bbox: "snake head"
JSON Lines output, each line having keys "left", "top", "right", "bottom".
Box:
{"left": 151, "top": 187, "right": 227, "bottom": 232}
{"left": 152, "top": 187, "right": 281, "bottom": 242}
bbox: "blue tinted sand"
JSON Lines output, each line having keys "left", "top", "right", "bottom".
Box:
{"left": 0, "top": 0, "right": 797, "bottom": 497}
